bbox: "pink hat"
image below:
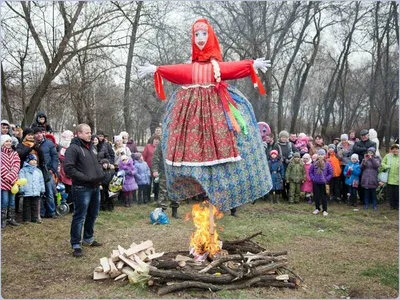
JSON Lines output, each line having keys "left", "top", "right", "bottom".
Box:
{"left": 270, "top": 150, "right": 278, "bottom": 156}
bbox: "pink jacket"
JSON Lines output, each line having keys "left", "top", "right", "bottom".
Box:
{"left": 301, "top": 163, "right": 313, "bottom": 193}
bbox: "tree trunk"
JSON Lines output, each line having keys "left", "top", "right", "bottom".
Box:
{"left": 122, "top": 2, "right": 143, "bottom": 136}
{"left": 1, "top": 63, "right": 13, "bottom": 123}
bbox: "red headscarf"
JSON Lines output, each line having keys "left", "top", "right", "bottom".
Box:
{"left": 192, "top": 18, "right": 222, "bottom": 62}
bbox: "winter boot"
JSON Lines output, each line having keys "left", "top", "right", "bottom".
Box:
{"left": 1, "top": 208, "right": 7, "bottom": 229}
{"left": 7, "top": 207, "right": 19, "bottom": 226}
{"left": 272, "top": 193, "right": 277, "bottom": 204}
{"left": 171, "top": 207, "right": 180, "bottom": 219}
{"left": 275, "top": 194, "right": 281, "bottom": 204}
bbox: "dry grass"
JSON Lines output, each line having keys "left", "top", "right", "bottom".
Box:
{"left": 1, "top": 199, "right": 399, "bottom": 299}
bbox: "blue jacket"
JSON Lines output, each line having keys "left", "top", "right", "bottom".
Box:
{"left": 18, "top": 162, "right": 46, "bottom": 197}
{"left": 268, "top": 158, "right": 284, "bottom": 190}
{"left": 39, "top": 138, "right": 59, "bottom": 176}
{"left": 134, "top": 160, "right": 151, "bottom": 185}
{"left": 343, "top": 162, "right": 361, "bottom": 186}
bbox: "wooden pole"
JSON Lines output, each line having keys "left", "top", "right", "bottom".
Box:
{"left": 209, "top": 201, "right": 215, "bottom": 251}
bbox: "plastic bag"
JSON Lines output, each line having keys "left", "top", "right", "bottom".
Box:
{"left": 378, "top": 171, "right": 389, "bottom": 183}
{"left": 150, "top": 208, "right": 169, "bottom": 225}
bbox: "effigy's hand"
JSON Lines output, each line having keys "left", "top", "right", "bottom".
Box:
{"left": 138, "top": 64, "right": 157, "bottom": 78}
{"left": 253, "top": 58, "right": 272, "bottom": 73}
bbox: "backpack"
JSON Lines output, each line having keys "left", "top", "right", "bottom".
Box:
{"left": 108, "top": 170, "right": 125, "bottom": 193}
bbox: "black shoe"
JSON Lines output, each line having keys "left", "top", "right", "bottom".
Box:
{"left": 83, "top": 240, "right": 102, "bottom": 247}
{"left": 73, "top": 248, "right": 83, "bottom": 257}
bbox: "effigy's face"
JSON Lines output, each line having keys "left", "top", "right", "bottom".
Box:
{"left": 195, "top": 30, "right": 208, "bottom": 50}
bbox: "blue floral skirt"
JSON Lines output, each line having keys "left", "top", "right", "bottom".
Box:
{"left": 161, "top": 85, "right": 272, "bottom": 211}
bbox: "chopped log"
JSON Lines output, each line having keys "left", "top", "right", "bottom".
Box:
{"left": 114, "top": 273, "right": 127, "bottom": 281}
{"left": 119, "top": 255, "right": 145, "bottom": 272}
{"left": 125, "top": 240, "right": 153, "bottom": 257}
{"left": 121, "top": 266, "right": 135, "bottom": 277}
{"left": 108, "top": 258, "right": 121, "bottom": 278}
{"left": 150, "top": 260, "right": 182, "bottom": 270}
{"left": 147, "top": 252, "right": 164, "bottom": 260}
{"left": 94, "top": 266, "right": 103, "bottom": 272}
{"left": 100, "top": 257, "right": 111, "bottom": 274}
{"left": 137, "top": 251, "right": 147, "bottom": 261}
{"left": 111, "top": 250, "right": 120, "bottom": 262}
{"left": 93, "top": 271, "right": 110, "bottom": 281}
{"left": 116, "top": 261, "right": 124, "bottom": 271}
{"left": 144, "top": 247, "right": 156, "bottom": 255}
{"left": 118, "top": 245, "right": 126, "bottom": 255}
{"left": 129, "top": 242, "right": 138, "bottom": 248}
{"left": 174, "top": 255, "right": 193, "bottom": 262}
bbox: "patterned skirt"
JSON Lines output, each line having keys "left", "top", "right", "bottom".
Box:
{"left": 162, "top": 85, "right": 272, "bottom": 211}
{"left": 165, "top": 86, "right": 240, "bottom": 166}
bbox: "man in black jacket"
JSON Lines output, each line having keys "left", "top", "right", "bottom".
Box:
{"left": 64, "top": 124, "right": 104, "bottom": 257}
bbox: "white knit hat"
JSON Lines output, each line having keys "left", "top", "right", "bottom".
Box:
{"left": 1, "top": 134, "right": 11, "bottom": 146}
{"left": 351, "top": 153, "right": 359, "bottom": 161}
{"left": 114, "top": 135, "right": 123, "bottom": 143}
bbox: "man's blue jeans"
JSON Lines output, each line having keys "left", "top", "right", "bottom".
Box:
{"left": 70, "top": 185, "right": 100, "bottom": 249}
{"left": 1, "top": 190, "right": 15, "bottom": 209}
{"left": 41, "top": 176, "right": 56, "bottom": 217}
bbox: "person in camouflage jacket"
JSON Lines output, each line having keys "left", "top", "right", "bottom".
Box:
{"left": 151, "top": 144, "right": 180, "bottom": 218}
{"left": 285, "top": 152, "right": 306, "bottom": 203}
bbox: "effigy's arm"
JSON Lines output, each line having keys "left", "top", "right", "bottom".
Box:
{"left": 219, "top": 59, "right": 271, "bottom": 95}
{"left": 138, "top": 63, "right": 193, "bottom": 100}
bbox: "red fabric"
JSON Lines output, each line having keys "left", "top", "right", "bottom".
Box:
{"left": 1, "top": 146, "right": 20, "bottom": 191}
{"left": 142, "top": 144, "right": 156, "bottom": 170}
{"left": 192, "top": 19, "right": 222, "bottom": 62}
{"left": 166, "top": 88, "right": 239, "bottom": 165}
{"left": 59, "top": 147, "right": 72, "bottom": 186}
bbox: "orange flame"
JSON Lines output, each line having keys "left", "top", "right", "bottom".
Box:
{"left": 189, "top": 200, "right": 224, "bottom": 257}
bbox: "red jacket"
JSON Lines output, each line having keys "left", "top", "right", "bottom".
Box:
{"left": 142, "top": 144, "right": 156, "bottom": 170}
{"left": 1, "top": 146, "right": 21, "bottom": 191}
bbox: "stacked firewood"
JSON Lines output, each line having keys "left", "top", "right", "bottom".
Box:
{"left": 93, "top": 232, "right": 302, "bottom": 295}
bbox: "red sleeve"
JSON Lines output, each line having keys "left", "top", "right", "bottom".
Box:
{"left": 156, "top": 64, "right": 193, "bottom": 84}
{"left": 219, "top": 60, "right": 253, "bottom": 80}
{"left": 219, "top": 60, "right": 266, "bottom": 95}
{"left": 154, "top": 64, "right": 194, "bottom": 100}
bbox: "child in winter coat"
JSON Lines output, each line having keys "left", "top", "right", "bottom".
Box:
{"left": 118, "top": 155, "right": 137, "bottom": 207}
{"left": 285, "top": 152, "right": 306, "bottom": 203}
{"left": 268, "top": 150, "right": 285, "bottom": 204}
{"left": 301, "top": 153, "right": 313, "bottom": 204}
{"left": 309, "top": 149, "right": 333, "bottom": 216}
{"left": 1, "top": 134, "right": 21, "bottom": 228}
{"left": 327, "top": 144, "right": 343, "bottom": 203}
{"left": 343, "top": 154, "right": 361, "bottom": 207}
{"left": 100, "top": 159, "right": 115, "bottom": 211}
{"left": 18, "top": 154, "right": 45, "bottom": 223}
{"left": 133, "top": 152, "right": 151, "bottom": 204}
{"left": 360, "top": 147, "right": 380, "bottom": 210}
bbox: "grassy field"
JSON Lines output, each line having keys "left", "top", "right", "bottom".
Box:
{"left": 1, "top": 198, "right": 399, "bottom": 299}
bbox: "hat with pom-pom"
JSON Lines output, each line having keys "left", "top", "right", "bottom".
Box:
{"left": 351, "top": 153, "right": 359, "bottom": 161}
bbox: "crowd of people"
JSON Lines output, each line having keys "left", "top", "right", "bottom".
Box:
{"left": 261, "top": 128, "right": 399, "bottom": 216}
{"left": 0, "top": 112, "right": 164, "bottom": 231}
